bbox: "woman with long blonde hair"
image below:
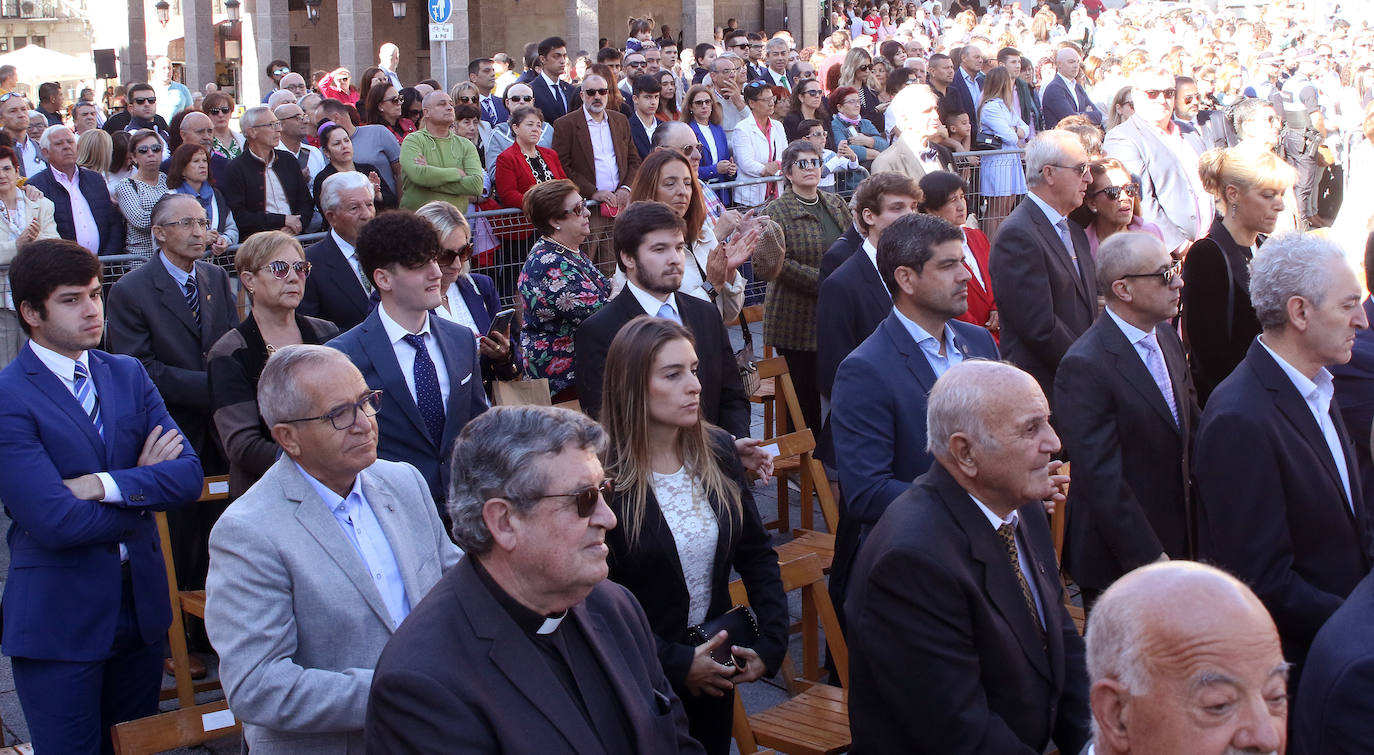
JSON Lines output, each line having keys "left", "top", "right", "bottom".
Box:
{"left": 602, "top": 313, "right": 786, "bottom": 755}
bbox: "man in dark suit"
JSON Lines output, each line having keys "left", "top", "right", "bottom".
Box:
{"left": 30, "top": 124, "right": 123, "bottom": 255}
{"left": 328, "top": 210, "right": 488, "bottom": 517}
{"left": 1088, "top": 562, "right": 1287, "bottom": 755}
{"left": 0, "top": 239, "right": 202, "bottom": 754}
{"left": 222, "top": 105, "right": 312, "bottom": 239}
{"left": 577, "top": 201, "right": 750, "bottom": 439}
{"left": 1331, "top": 243, "right": 1374, "bottom": 499}
{"left": 106, "top": 194, "right": 237, "bottom": 635}
{"left": 846, "top": 360, "right": 1090, "bottom": 754}
{"left": 1055, "top": 232, "right": 1200, "bottom": 609}
{"left": 1294, "top": 568, "right": 1374, "bottom": 754}
{"left": 1173, "top": 77, "right": 1228, "bottom": 157}
{"left": 816, "top": 172, "right": 920, "bottom": 403}
{"left": 299, "top": 171, "right": 377, "bottom": 331}
{"left": 990, "top": 129, "right": 1098, "bottom": 403}
{"left": 624, "top": 74, "right": 661, "bottom": 159}
{"left": 530, "top": 36, "right": 580, "bottom": 124}
{"left": 366, "top": 405, "right": 705, "bottom": 754}
{"left": 469, "top": 57, "right": 510, "bottom": 127}
{"left": 1195, "top": 233, "right": 1374, "bottom": 679}
{"left": 1040, "top": 47, "right": 1103, "bottom": 127}
{"left": 552, "top": 74, "right": 641, "bottom": 268}
{"left": 818, "top": 219, "right": 863, "bottom": 283}
{"left": 829, "top": 214, "right": 999, "bottom": 621}
{"left": 949, "top": 44, "right": 986, "bottom": 133}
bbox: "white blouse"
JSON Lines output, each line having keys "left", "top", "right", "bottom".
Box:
{"left": 652, "top": 467, "right": 719, "bottom": 626}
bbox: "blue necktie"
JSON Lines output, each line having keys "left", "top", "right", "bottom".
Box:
{"left": 402, "top": 333, "right": 445, "bottom": 444}
{"left": 74, "top": 361, "right": 103, "bottom": 439}
{"left": 184, "top": 276, "right": 201, "bottom": 328}
{"left": 656, "top": 301, "right": 681, "bottom": 324}
{"left": 481, "top": 96, "right": 498, "bottom": 126}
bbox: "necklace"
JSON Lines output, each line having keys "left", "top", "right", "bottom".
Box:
{"left": 795, "top": 193, "right": 819, "bottom": 206}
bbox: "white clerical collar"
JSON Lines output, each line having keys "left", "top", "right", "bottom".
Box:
{"left": 537, "top": 611, "right": 567, "bottom": 635}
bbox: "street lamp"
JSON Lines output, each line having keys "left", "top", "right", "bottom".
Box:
{"left": 224, "top": 0, "right": 240, "bottom": 21}
{"left": 154, "top": 0, "right": 170, "bottom": 26}
{"left": 390, "top": 0, "right": 404, "bottom": 18}
{"left": 304, "top": 0, "right": 320, "bottom": 24}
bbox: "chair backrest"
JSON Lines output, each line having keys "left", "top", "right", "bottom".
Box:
{"left": 1050, "top": 462, "right": 1069, "bottom": 564}
{"left": 761, "top": 428, "right": 841, "bottom": 534}
{"left": 740, "top": 304, "right": 765, "bottom": 325}
{"left": 110, "top": 699, "right": 241, "bottom": 755}
{"left": 727, "top": 552, "right": 848, "bottom": 687}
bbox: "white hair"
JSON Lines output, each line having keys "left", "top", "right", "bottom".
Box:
{"left": 256, "top": 345, "right": 355, "bottom": 427}
{"left": 319, "top": 170, "right": 374, "bottom": 213}
{"left": 39, "top": 124, "right": 73, "bottom": 151}
{"left": 266, "top": 90, "right": 297, "bottom": 108}
{"left": 1249, "top": 232, "right": 1348, "bottom": 331}
{"left": 1024, "top": 129, "right": 1080, "bottom": 187}
{"left": 925, "top": 360, "right": 1025, "bottom": 457}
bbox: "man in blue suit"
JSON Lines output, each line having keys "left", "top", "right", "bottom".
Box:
{"left": 828, "top": 213, "right": 999, "bottom": 620}
{"left": 29, "top": 125, "right": 123, "bottom": 255}
{"left": 1040, "top": 47, "right": 1103, "bottom": 128}
{"left": 0, "top": 239, "right": 203, "bottom": 754}
{"left": 530, "top": 36, "right": 580, "bottom": 124}
{"left": 329, "top": 210, "right": 487, "bottom": 520}
{"left": 949, "top": 44, "right": 986, "bottom": 133}
{"left": 1294, "top": 568, "right": 1374, "bottom": 753}
{"left": 1330, "top": 241, "right": 1374, "bottom": 499}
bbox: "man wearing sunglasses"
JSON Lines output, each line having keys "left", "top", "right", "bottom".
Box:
{"left": 328, "top": 209, "right": 489, "bottom": 516}
{"left": 552, "top": 73, "right": 640, "bottom": 268}
{"left": 103, "top": 82, "right": 172, "bottom": 152}
{"left": 1172, "top": 76, "right": 1226, "bottom": 157}
{"left": 205, "top": 344, "right": 462, "bottom": 754}
{"left": 1103, "top": 66, "right": 1210, "bottom": 254}
{"left": 1054, "top": 232, "right": 1199, "bottom": 611}
{"left": 367, "top": 405, "right": 703, "bottom": 754}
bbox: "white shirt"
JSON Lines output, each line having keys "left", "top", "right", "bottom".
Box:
{"left": 961, "top": 68, "right": 983, "bottom": 103}
{"left": 293, "top": 460, "right": 411, "bottom": 627}
{"left": 891, "top": 308, "right": 964, "bottom": 378}
{"left": 583, "top": 108, "right": 621, "bottom": 193}
{"left": 250, "top": 148, "right": 292, "bottom": 215}
{"left": 1257, "top": 336, "right": 1354, "bottom": 510}
{"left": 1058, "top": 73, "right": 1080, "bottom": 108}
{"left": 626, "top": 277, "right": 677, "bottom": 320}
{"left": 434, "top": 278, "right": 480, "bottom": 335}
{"left": 861, "top": 238, "right": 890, "bottom": 295}
{"left": 636, "top": 111, "right": 659, "bottom": 142}
{"left": 13, "top": 134, "right": 44, "bottom": 177}
{"left": 541, "top": 71, "right": 567, "bottom": 111}
{"left": 960, "top": 234, "right": 985, "bottom": 288}
{"left": 331, "top": 230, "right": 367, "bottom": 292}
{"left": 52, "top": 166, "right": 100, "bottom": 253}
{"left": 376, "top": 301, "right": 451, "bottom": 409}
{"left": 970, "top": 495, "right": 1045, "bottom": 627}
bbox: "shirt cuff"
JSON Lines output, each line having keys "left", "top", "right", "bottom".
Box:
{"left": 96, "top": 472, "right": 123, "bottom": 503}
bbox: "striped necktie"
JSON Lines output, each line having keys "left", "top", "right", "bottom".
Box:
{"left": 74, "top": 361, "right": 103, "bottom": 438}
{"left": 184, "top": 276, "right": 201, "bottom": 328}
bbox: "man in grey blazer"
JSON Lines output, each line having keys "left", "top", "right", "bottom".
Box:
{"left": 205, "top": 345, "right": 462, "bottom": 754}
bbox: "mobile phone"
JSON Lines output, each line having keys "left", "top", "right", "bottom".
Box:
{"left": 487, "top": 308, "right": 516, "bottom": 338}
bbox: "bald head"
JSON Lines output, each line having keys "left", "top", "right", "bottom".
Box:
{"left": 1056, "top": 47, "right": 1082, "bottom": 79}
{"left": 421, "top": 90, "right": 454, "bottom": 126}
{"left": 1096, "top": 231, "right": 1165, "bottom": 295}
{"left": 179, "top": 111, "right": 214, "bottom": 148}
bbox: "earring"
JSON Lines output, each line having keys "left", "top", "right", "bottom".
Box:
{"left": 554, "top": 225, "right": 561, "bottom": 231}
{"left": 247, "top": 288, "right": 255, "bottom": 295}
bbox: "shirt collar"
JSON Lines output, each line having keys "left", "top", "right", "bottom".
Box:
{"left": 1058, "top": 73, "right": 1078, "bottom": 90}
{"left": 27, "top": 339, "right": 88, "bottom": 385}
{"left": 1024, "top": 189, "right": 1069, "bottom": 228}
{"left": 469, "top": 555, "right": 569, "bottom": 635}
{"left": 52, "top": 164, "right": 80, "bottom": 184}
{"left": 861, "top": 237, "right": 879, "bottom": 272}
{"left": 892, "top": 306, "right": 957, "bottom": 353}
{"left": 1257, "top": 335, "right": 1333, "bottom": 410}
{"left": 330, "top": 229, "right": 356, "bottom": 258}
{"left": 376, "top": 300, "right": 432, "bottom": 345}
{"left": 969, "top": 492, "right": 1019, "bottom": 530}
{"left": 158, "top": 251, "right": 194, "bottom": 287}
{"left": 1105, "top": 306, "right": 1153, "bottom": 347}
{"left": 625, "top": 278, "right": 674, "bottom": 317}
{"left": 583, "top": 106, "right": 606, "bottom": 125}
{"left": 248, "top": 147, "right": 277, "bottom": 167}
{"left": 540, "top": 71, "right": 561, "bottom": 89}
{"left": 291, "top": 458, "right": 365, "bottom": 512}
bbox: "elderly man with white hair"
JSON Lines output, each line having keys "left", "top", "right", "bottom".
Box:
{"left": 1086, "top": 561, "right": 1287, "bottom": 755}
{"left": 378, "top": 42, "right": 402, "bottom": 89}
{"left": 872, "top": 84, "right": 953, "bottom": 178}
{"left": 1194, "top": 232, "right": 1374, "bottom": 689}
{"left": 28, "top": 124, "right": 123, "bottom": 254}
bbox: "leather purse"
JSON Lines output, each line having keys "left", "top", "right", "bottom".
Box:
{"left": 686, "top": 605, "right": 759, "bottom": 667}
{"left": 973, "top": 129, "right": 1003, "bottom": 151}
{"left": 735, "top": 313, "right": 761, "bottom": 397}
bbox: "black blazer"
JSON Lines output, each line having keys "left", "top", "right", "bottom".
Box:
{"left": 26, "top": 167, "right": 124, "bottom": 256}
{"left": 818, "top": 223, "right": 863, "bottom": 284}
{"left": 950, "top": 69, "right": 983, "bottom": 133}
{"left": 366, "top": 558, "right": 706, "bottom": 754}
{"left": 222, "top": 148, "right": 313, "bottom": 238}
{"left": 1331, "top": 296, "right": 1374, "bottom": 500}
{"left": 845, "top": 462, "right": 1092, "bottom": 754}
{"left": 531, "top": 74, "right": 581, "bottom": 125}
{"left": 1181, "top": 216, "right": 1264, "bottom": 405}
{"left": 1195, "top": 340, "right": 1374, "bottom": 672}
{"left": 575, "top": 289, "right": 751, "bottom": 440}
{"left": 989, "top": 196, "right": 1098, "bottom": 402}
{"left": 105, "top": 257, "right": 239, "bottom": 473}
{"left": 626, "top": 112, "right": 655, "bottom": 159}
{"left": 298, "top": 233, "right": 371, "bottom": 332}
{"left": 816, "top": 246, "right": 891, "bottom": 402}
{"left": 1293, "top": 570, "right": 1374, "bottom": 754}
{"left": 1053, "top": 312, "right": 1201, "bottom": 593}
{"left": 606, "top": 429, "right": 788, "bottom": 687}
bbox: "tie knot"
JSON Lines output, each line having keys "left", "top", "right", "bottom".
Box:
{"left": 74, "top": 361, "right": 88, "bottom": 378}
{"left": 1141, "top": 334, "right": 1159, "bottom": 352}
{"left": 402, "top": 333, "right": 427, "bottom": 350}
{"left": 184, "top": 277, "right": 197, "bottom": 291}
{"left": 1055, "top": 218, "right": 1069, "bottom": 232}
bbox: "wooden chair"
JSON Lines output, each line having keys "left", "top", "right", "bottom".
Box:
{"left": 1047, "top": 463, "right": 1086, "bottom": 634}
{"left": 158, "top": 476, "right": 229, "bottom": 707}
{"left": 730, "top": 553, "right": 850, "bottom": 755}
{"left": 740, "top": 304, "right": 775, "bottom": 440}
{"left": 110, "top": 699, "right": 240, "bottom": 755}
{"left": 755, "top": 355, "right": 838, "bottom": 536}
{"left": 763, "top": 429, "right": 837, "bottom": 572}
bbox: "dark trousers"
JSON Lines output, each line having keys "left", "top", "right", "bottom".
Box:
{"left": 12, "top": 568, "right": 164, "bottom": 755}
{"left": 778, "top": 347, "right": 822, "bottom": 436}
{"left": 1280, "top": 129, "right": 1320, "bottom": 221}
{"left": 680, "top": 686, "right": 734, "bottom": 755}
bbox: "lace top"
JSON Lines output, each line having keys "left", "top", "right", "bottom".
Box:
{"left": 652, "top": 466, "right": 719, "bottom": 626}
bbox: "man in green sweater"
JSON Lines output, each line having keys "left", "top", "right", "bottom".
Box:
{"left": 399, "top": 91, "right": 483, "bottom": 210}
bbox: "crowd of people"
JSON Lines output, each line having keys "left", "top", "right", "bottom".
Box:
{"left": 3, "top": 0, "right": 1374, "bottom": 752}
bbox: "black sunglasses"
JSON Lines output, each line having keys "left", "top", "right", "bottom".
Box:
{"left": 132, "top": 96, "right": 157, "bottom": 105}
{"left": 1094, "top": 184, "right": 1140, "bottom": 201}
{"left": 258, "top": 260, "right": 312, "bottom": 278}
{"left": 135, "top": 144, "right": 163, "bottom": 155}
{"left": 437, "top": 242, "right": 474, "bottom": 265}
{"left": 1141, "top": 88, "right": 1176, "bottom": 101}
{"left": 507, "top": 95, "right": 534, "bottom": 102}
{"left": 1120, "top": 260, "right": 1182, "bottom": 287}
{"left": 456, "top": 95, "right": 478, "bottom": 103}
{"left": 540, "top": 478, "right": 615, "bottom": 517}
{"left": 583, "top": 88, "right": 610, "bottom": 96}
{"left": 207, "top": 106, "right": 233, "bottom": 115}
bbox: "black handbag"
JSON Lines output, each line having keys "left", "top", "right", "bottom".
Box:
{"left": 686, "top": 605, "right": 759, "bottom": 667}
{"left": 973, "top": 128, "right": 1003, "bottom": 151}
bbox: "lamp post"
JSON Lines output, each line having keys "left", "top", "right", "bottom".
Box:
{"left": 304, "top": 0, "right": 320, "bottom": 24}
{"left": 224, "top": 0, "right": 240, "bottom": 21}
{"left": 391, "top": 0, "right": 405, "bottom": 18}
{"left": 154, "top": 0, "right": 170, "bottom": 26}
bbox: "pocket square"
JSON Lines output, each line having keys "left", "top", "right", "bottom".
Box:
{"left": 460, "top": 373, "right": 472, "bottom": 385}
{"left": 652, "top": 689, "right": 672, "bottom": 715}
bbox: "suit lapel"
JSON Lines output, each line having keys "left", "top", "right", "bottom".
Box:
{"left": 358, "top": 469, "right": 426, "bottom": 608}
{"left": 151, "top": 258, "right": 202, "bottom": 341}
{"left": 457, "top": 279, "right": 492, "bottom": 334}
{"left": 577, "top": 603, "right": 664, "bottom": 752}
{"left": 881, "top": 314, "right": 937, "bottom": 393}
{"left": 319, "top": 239, "right": 367, "bottom": 306}
{"left": 1101, "top": 317, "right": 1178, "bottom": 431}
{"left": 432, "top": 322, "right": 476, "bottom": 453}
{"left": 359, "top": 314, "right": 435, "bottom": 447}
{"left": 1252, "top": 344, "right": 1350, "bottom": 507}
{"left": 22, "top": 346, "right": 104, "bottom": 458}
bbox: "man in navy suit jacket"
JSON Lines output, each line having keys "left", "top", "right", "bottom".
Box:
{"left": 1195, "top": 234, "right": 1374, "bottom": 681}
{"left": 530, "top": 36, "right": 580, "bottom": 124}
{"left": 469, "top": 57, "right": 510, "bottom": 127}
{"left": 29, "top": 125, "right": 123, "bottom": 255}
{"left": 829, "top": 214, "right": 999, "bottom": 620}
{"left": 0, "top": 240, "right": 203, "bottom": 753}
{"left": 817, "top": 221, "right": 863, "bottom": 283}
{"left": 299, "top": 172, "right": 377, "bottom": 331}
{"left": 1040, "top": 48, "right": 1103, "bottom": 128}
{"left": 1295, "top": 569, "right": 1374, "bottom": 753}
{"left": 1329, "top": 249, "right": 1374, "bottom": 498}
{"left": 950, "top": 44, "right": 986, "bottom": 133}
{"left": 328, "top": 210, "right": 487, "bottom": 517}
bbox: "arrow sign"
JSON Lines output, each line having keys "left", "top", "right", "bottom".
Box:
{"left": 428, "top": 0, "right": 450, "bottom": 24}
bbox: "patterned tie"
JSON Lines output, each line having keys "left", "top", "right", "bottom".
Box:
{"left": 73, "top": 361, "right": 103, "bottom": 439}
{"left": 184, "top": 276, "right": 201, "bottom": 328}
{"left": 1141, "top": 334, "right": 1179, "bottom": 425}
{"left": 481, "top": 96, "right": 498, "bottom": 126}
{"left": 402, "top": 333, "right": 445, "bottom": 444}
{"left": 656, "top": 301, "right": 681, "bottom": 324}
{"left": 997, "top": 522, "right": 1046, "bottom": 650}
{"left": 353, "top": 258, "right": 374, "bottom": 294}
{"left": 1054, "top": 218, "right": 1080, "bottom": 276}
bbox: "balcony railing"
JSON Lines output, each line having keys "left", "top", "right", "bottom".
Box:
{"left": 0, "top": 0, "right": 62, "bottom": 18}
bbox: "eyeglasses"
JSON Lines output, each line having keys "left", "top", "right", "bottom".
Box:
{"left": 283, "top": 113, "right": 309, "bottom": 123}
{"left": 110, "top": 105, "right": 127, "bottom": 113}
{"left": 135, "top": 144, "right": 164, "bottom": 155}
{"left": 1049, "top": 162, "right": 1090, "bottom": 176}
{"left": 250, "top": 120, "right": 284, "bottom": 129}
{"left": 626, "top": 60, "right": 647, "bottom": 68}
{"left": 690, "top": 98, "right": 713, "bottom": 106}
{"left": 793, "top": 158, "right": 822, "bottom": 169}
{"left": 132, "top": 96, "right": 157, "bottom": 105}
{"left": 159, "top": 216, "right": 209, "bottom": 230}
{"left": 282, "top": 389, "right": 383, "bottom": 430}
{"left": 1120, "top": 259, "right": 1182, "bottom": 287}
{"left": 1140, "top": 88, "right": 1176, "bottom": 100}
{"left": 456, "top": 95, "right": 478, "bottom": 103}
{"left": 437, "top": 242, "right": 473, "bottom": 265}
{"left": 731, "top": 43, "right": 751, "bottom": 50}
{"left": 1180, "top": 94, "right": 1200, "bottom": 104}
{"left": 749, "top": 43, "right": 764, "bottom": 50}
{"left": 805, "top": 131, "right": 826, "bottom": 140}
{"left": 273, "top": 67, "right": 291, "bottom": 76}
{"left": 663, "top": 143, "right": 700, "bottom": 157}
{"left": 798, "top": 70, "right": 817, "bottom": 78}
{"left": 1093, "top": 183, "right": 1139, "bottom": 201}
{"left": 507, "top": 95, "right": 534, "bottom": 103}
{"left": 0, "top": 92, "right": 23, "bottom": 104}
{"left": 539, "top": 478, "right": 614, "bottom": 518}
{"left": 582, "top": 88, "right": 610, "bottom": 96}
{"left": 207, "top": 106, "right": 233, "bottom": 115}
{"left": 385, "top": 95, "right": 403, "bottom": 104}
{"left": 257, "top": 259, "right": 312, "bottom": 278}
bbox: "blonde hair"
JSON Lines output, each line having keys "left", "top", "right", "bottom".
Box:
{"left": 838, "top": 48, "right": 873, "bottom": 89}
{"left": 1197, "top": 146, "right": 1296, "bottom": 212}
{"left": 76, "top": 128, "right": 112, "bottom": 174}
{"left": 416, "top": 200, "right": 471, "bottom": 242}
{"left": 235, "top": 231, "right": 304, "bottom": 296}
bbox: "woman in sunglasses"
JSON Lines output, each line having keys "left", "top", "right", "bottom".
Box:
{"left": 311, "top": 122, "right": 397, "bottom": 227}
{"left": 730, "top": 80, "right": 788, "bottom": 207}
{"left": 203, "top": 91, "right": 243, "bottom": 159}
{"left": 0, "top": 145, "right": 55, "bottom": 265}
{"left": 783, "top": 79, "right": 831, "bottom": 146}
{"left": 317, "top": 67, "right": 359, "bottom": 106}
{"left": 208, "top": 231, "right": 339, "bottom": 498}
{"left": 1067, "top": 157, "right": 1163, "bottom": 260}
{"left": 483, "top": 83, "right": 553, "bottom": 169}
{"left": 168, "top": 143, "right": 238, "bottom": 252}
{"left": 837, "top": 48, "right": 882, "bottom": 127}
{"left": 680, "top": 84, "right": 736, "bottom": 203}
{"left": 114, "top": 129, "right": 169, "bottom": 259}
{"left": 364, "top": 82, "right": 413, "bottom": 144}
{"left": 601, "top": 316, "right": 786, "bottom": 755}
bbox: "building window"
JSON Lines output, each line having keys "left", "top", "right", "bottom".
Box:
{"left": 30, "top": 34, "right": 42, "bottom": 47}
{"left": 12, "top": 36, "right": 26, "bottom": 49}
{"left": 0, "top": 39, "right": 9, "bottom": 52}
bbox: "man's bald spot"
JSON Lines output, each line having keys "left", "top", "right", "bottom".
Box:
{"left": 422, "top": 90, "right": 450, "bottom": 109}
{"left": 1057, "top": 47, "right": 1079, "bottom": 64}
{"left": 506, "top": 83, "right": 533, "bottom": 99}
{"left": 272, "top": 103, "right": 303, "bottom": 119}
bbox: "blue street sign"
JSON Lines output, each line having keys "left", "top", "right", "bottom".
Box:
{"left": 428, "top": 0, "right": 450, "bottom": 24}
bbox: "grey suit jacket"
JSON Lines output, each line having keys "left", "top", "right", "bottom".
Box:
{"left": 205, "top": 456, "right": 463, "bottom": 754}
{"left": 1102, "top": 116, "right": 1207, "bottom": 252}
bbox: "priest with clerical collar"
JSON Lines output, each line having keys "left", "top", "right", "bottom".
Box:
{"left": 365, "top": 405, "right": 706, "bottom": 754}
